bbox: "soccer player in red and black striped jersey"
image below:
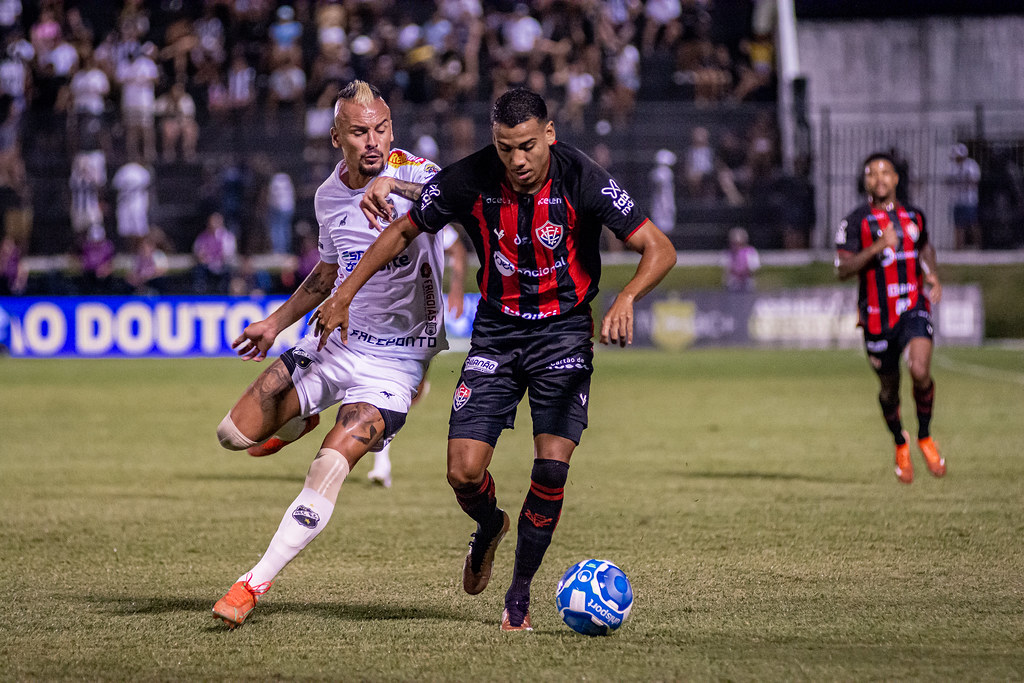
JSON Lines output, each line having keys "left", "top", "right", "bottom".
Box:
{"left": 314, "top": 87, "right": 676, "bottom": 630}
{"left": 835, "top": 151, "right": 946, "bottom": 484}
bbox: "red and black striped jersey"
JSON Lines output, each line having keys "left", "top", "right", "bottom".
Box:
{"left": 835, "top": 202, "right": 930, "bottom": 335}
{"left": 408, "top": 141, "right": 650, "bottom": 321}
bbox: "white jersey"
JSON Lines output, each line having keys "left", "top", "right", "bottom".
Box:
{"left": 315, "top": 148, "right": 447, "bottom": 361}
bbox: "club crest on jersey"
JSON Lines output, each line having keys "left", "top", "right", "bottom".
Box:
{"left": 453, "top": 382, "right": 472, "bottom": 411}
{"left": 905, "top": 223, "right": 920, "bottom": 242}
{"left": 534, "top": 220, "right": 564, "bottom": 250}
{"left": 494, "top": 251, "right": 515, "bottom": 276}
{"left": 292, "top": 505, "right": 320, "bottom": 528}
{"left": 420, "top": 262, "right": 432, "bottom": 278}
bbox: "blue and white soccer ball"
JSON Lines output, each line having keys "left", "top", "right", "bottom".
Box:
{"left": 555, "top": 559, "right": 633, "bottom": 636}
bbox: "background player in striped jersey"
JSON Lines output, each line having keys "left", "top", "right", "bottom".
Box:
{"left": 315, "top": 87, "right": 677, "bottom": 630}
{"left": 209, "top": 81, "right": 452, "bottom": 628}
{"left": 835, "top": 151, "right": 946, "bottom": 484}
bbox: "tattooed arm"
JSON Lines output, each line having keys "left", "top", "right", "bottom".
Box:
{"left": 360, "top": 176, "right": 425, "bottom": 230}
{"left": 232, "top": 259, "right": 338, "bottom": 361}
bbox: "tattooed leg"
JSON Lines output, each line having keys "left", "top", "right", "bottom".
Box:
{"left": 320, "top": 403, "right": 386, "bottom": 470}
{"left": 228, "top": 358, "right": 304, "bottom": 443}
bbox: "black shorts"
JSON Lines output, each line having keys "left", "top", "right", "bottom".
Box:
{"left": 863, "top": 307, "right": 933, "bottom": 375}
{"left": 448, "top": 303, "right": 595, "bottom": 446}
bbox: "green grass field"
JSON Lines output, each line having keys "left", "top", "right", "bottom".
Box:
{"left": 2, "top": 347, "right": 1023, "bottom": 681}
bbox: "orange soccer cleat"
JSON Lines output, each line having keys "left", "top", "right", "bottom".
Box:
{"left": 212, "top": 579, "right": 271, "bottom": 629}
{"left": 500, "top": 608, "right": 533, "bottom": 632}
{"left": 894, "top": 433, "right": 913, "bottom": 484}
{"left": 462, "top": 509, "right": 510, "bottom": 595}
{"left": 247, "top": 414, "right": 320, "bottom": 457}
{"left": 918, "top": 437, "right": 946, "bottom": 478}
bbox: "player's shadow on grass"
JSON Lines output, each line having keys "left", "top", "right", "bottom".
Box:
{"left": 185, "top": 472, "right": 303, "bottom": 484}
{"left": 87, "top": 595, "right": 467, "bottom": 626}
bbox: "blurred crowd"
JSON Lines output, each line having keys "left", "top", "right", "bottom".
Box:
{"left": 0, "top": 0, "right": 781, "bottom": 297}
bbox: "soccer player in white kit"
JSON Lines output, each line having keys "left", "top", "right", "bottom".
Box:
{"left": 211, "top": 80, "right": 450, "bottom": 629}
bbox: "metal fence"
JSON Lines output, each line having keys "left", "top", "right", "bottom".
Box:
{"left": 812, "top": 102, "right": 1024, "bottom": 251}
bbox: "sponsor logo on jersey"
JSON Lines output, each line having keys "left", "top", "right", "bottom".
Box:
{"left": 887, "top": 282, "right": 917, "bottom": 297}
{"left": 341, "top": 250, "right": 411, "bottom": 273}
{"left": 464, "top": 356, "right": 498, "bottom": 374}
{"left": 579, "top": 393, "right": 588, "bottom": 406}
{"left": 453, "top": 382, "right": 472, "bottom": 411}
{"left": 600, "top": 178, "right": 635, "bottom": 216}
{"left": 292, "top": 505, "right": 320, "bottom": 528}
{"left": 536, "top": 197, "right": 562, "bottom": 205}
{"left": 420, "top": 184, "right": 440, "bottom": 209}
{"left": 534, "top": 221, "right": 564, "bottom": 249}
{"left": 485, "top": 196, "right": 513, "bottom": 205}
{"left": 546, "top": 355, "right": 590, "bottom": 371}
{"left": 494, "top": 251, "right": 515, "bottom": 276}
{"left": 380, "top": 390, "right": 394, "bottom": 398}
{"left": 388, "top": 150, "right": 427, "bottom": 167}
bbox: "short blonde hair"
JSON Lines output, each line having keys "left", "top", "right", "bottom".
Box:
{"left": 334, "top": 80, "right": 382, "bottom": 116}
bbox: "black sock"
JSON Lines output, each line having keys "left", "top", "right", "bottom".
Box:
{"left": 913, "top": 380, "right": 935, "bottom": 439}
{"left": 879, "top": 396, "right": 905, "bottom": 445}
{"left": 452, "top": 470, "right": 501, "bottom": 531}
{"left": 505, "top": 459, "right": 570, "bottom": 620}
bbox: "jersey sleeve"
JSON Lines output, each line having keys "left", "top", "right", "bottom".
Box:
{"left": 578, "top": 159, "right": 650, "bottom": 241}
{"left": 408, "top": 165, "right": 466, "bottom": 235}
{"left": 834, "top": 211, "right": 862, "bottom": 253}
{"left": 314, "top": 192, "right": 338, "bottom": 264}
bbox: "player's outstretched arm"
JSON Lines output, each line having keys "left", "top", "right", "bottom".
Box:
{"left": 312, "top": 214, "right": 423, "bottom": 350}
{"left": 232, "top": 259, "right": 337, "bottom": 361}
{"left": 600, "top": 221, "right": 677, "bottom": 347}
{"left": 835, "top": 226, "right": 898, "bottom": 280}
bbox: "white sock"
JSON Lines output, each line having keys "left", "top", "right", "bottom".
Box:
{"left": 372, "top": 444, "right": 391, "bottom": 473}
{"left": 274, "top": 415, "right": 310, "bottom": 442}
{"left": 242, "top": 487, "right": 336, "bottom": 587}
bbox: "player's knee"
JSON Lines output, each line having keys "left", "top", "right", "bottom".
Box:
{"left": 217, "top": 414, "right": 258, "bottom": 450}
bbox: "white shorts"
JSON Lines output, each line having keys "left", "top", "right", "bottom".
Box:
{"left": 284, "top": 333, "right": 428, "bottom": 449}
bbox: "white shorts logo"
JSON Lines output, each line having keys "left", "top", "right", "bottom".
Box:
{"left": 494, "top": 251, "right": 515, "bottom": 276}
{"left": 464, "top": 357, "right": 498, "bottom": 374}
{"left": 453, "top": 382, "right": 472, "bottom": 411}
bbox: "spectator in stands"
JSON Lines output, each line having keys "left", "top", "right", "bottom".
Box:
{"left": 558, "top": 58, "right": 596, "bottom": 134}
{"left": 192, "top": 211, "right": 237, "bottom": 294}
{"left": 265, "top": 51, "right": 306, "bottom": 134}
{"left": 68, "top": 151, "right": 106, "bottom": 246}
{"left": 266, "top": 169, "right": 295, "bottom": 255}
{"left": 946, "top": 143, "right": 982, "bottom": 249}
{"left": 111, "top": 158, "right": 152, "bottom": 252}
{"left": 68, "top": 52, "right": 110, "bottom": 156}
{"left": 0, "top": 31, "right": 32, "bottom": 122}
{"left": 268, "top": 5, "right": 303, "bottom": 68}
{"left": 649, "top": 149, "right": 677, "bottom": 234}
{"left": 154, "top": 82, "right": 198, "bottom": 164}
{"left": 641, "top": 0, "right": 683, "bottom": 57}
{"left": 126, "top": 231, "right": 168, "bottom": 296}
{"left": 604, "top": 39, "right": 641, "bottom": 127}
{"left": 0, "top": 232, "right": 27, "bottom": 295}
{"left": 30, "top": 12, "right": 78, "bottom": 155}
{"left": 722, "top": 227, "right": 759, "bottom": 291}
{"left": 684, "top": 125, "right": 716, "bottom": 200}
{"left": 0, "top": 92, "right": 30, "bottom": 253}
{"left": 116, "top": 42, "right": 159, "bottom": 163}
{"left": 78, "top": 223, "right": 117, "bottom": 294}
